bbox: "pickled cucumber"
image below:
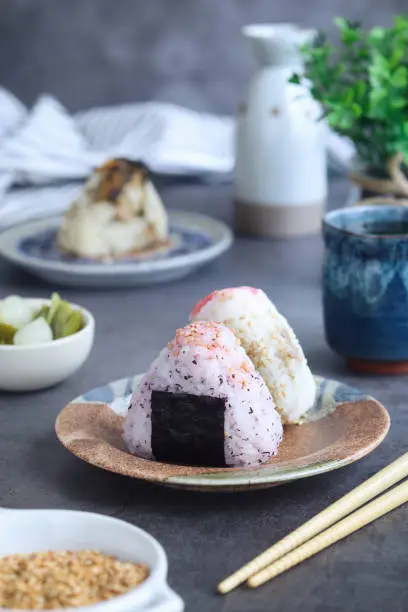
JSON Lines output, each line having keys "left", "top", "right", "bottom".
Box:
{"left": 49, "top": 296, "right": 84, "bottom": 339}
{"left": 0, "top": 322, "right": 17, "bottom": 345}
{"left": 1, "top": 292, "right": 84, "bottom": 344}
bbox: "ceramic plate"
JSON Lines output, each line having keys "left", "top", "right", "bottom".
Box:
{"left": 55, "top": 375, "right": 390, "bottom": 492}
{"left": 0, "top": 212, "right": 233, "bottom": 287}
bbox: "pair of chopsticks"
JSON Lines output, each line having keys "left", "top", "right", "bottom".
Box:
{"left": 218, "top": 452, "right": 408, "bottom": 593}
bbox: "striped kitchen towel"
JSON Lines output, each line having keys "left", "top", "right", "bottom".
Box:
{"left": 0, "top": 88, "right": 354, "bottom": 228}
{"left": 0, "top": 92, "right": 234, "bottom": 190}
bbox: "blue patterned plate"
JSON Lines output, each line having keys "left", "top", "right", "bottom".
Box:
{"left": 0, "top": 212, "right": 233, "bottom": 287}
{"left": 55, "top": 375, "right": 390, "bottom": 492}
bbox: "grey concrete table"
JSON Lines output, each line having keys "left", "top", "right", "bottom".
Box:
{"left": 0, "top": 178, "right": 407, "bottom": 612}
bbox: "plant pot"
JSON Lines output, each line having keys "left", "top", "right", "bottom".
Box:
{"left": 348, "top": 153, "right": 408, "bottom": 204}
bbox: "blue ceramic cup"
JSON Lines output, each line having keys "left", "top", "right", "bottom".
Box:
{"left": 323, "top": 204, "right": 408, "bottom": 374}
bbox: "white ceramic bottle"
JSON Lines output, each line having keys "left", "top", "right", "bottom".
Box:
{"left": 234, "top": 23, "right": 327, "bottom": 237}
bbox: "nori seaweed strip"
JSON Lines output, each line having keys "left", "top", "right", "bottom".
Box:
{"left": 151, "top": 390, "right": 226, "bottom": 467}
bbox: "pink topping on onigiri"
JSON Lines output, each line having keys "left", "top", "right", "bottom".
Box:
{"left": 190, "top": 286, "right": 260, "bottom": 319}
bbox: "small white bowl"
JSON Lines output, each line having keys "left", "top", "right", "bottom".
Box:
{"left": 0, "top": 508, "right": 184, "bottom": 612}
{"left": 0, "top": 298, "right": 95, "bottom": 392}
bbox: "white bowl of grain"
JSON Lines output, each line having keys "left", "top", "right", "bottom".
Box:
{"left": 0, "top": 508, "right": 184, "bottom": 612}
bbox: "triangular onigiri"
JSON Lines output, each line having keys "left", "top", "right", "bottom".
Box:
{"left": 191, "top": 287, "right": 316, "bottom": 423}
{"left": 123, "top": 321, "right": 283, "bottom": 467}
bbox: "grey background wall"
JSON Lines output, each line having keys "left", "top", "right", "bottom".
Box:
{"left": 0, "top": 0, "right": 406, "bottom": 114}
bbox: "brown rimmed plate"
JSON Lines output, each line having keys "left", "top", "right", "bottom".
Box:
{"left": 55, "top": 375, "right": 390, "bottom": 492}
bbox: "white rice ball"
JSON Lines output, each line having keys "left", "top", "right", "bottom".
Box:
{"left": 123, "top": 321, "right": 283, "bottom": 467}
{"left": 191, "top": 287, "right": 316, "bottom": 424}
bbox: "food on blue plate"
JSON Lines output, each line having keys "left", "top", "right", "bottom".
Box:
{"left": 190, "top": 286, "right": 316, "bottom": 424}
{"left": 123, "top": 321, "right": 283, "bottom": 467}
{"left": 0, "top": 293, "right": 84, "bottom": 345}
{"left": 57, "top": 159, "right": 169, "bottom": 261}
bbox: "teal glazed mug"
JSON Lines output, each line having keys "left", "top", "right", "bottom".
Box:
{"left": 323, "top": 203, "right": 408, "bottom": 374}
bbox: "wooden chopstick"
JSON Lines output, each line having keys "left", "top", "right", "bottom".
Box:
{"left": 248, "top": 478, "right": 408, "bottom": 588}
{"left": 218, "top": 452, "right": 408, "bottom": 594}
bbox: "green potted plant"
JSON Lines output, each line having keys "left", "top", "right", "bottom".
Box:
{"left": 291, "top": 15, "right": 408, "bottom": 200}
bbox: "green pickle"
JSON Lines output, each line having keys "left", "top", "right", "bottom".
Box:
{"left": 19, "top": 292, "right": 84, "bottom": 342}
{"left": 0, "top": 323, "right": 17, "bottom": 345}
{"left": 51, "top": 296, "right": 84, "bottom": 339}
{"left": 58, "top": 311, "right": 83, "bottom": 338}
{"left": 33, "top": 305, "right": 50, "bottom": 321}
{"left": 47, "top": 292, "right": 62, "bottom": 325}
